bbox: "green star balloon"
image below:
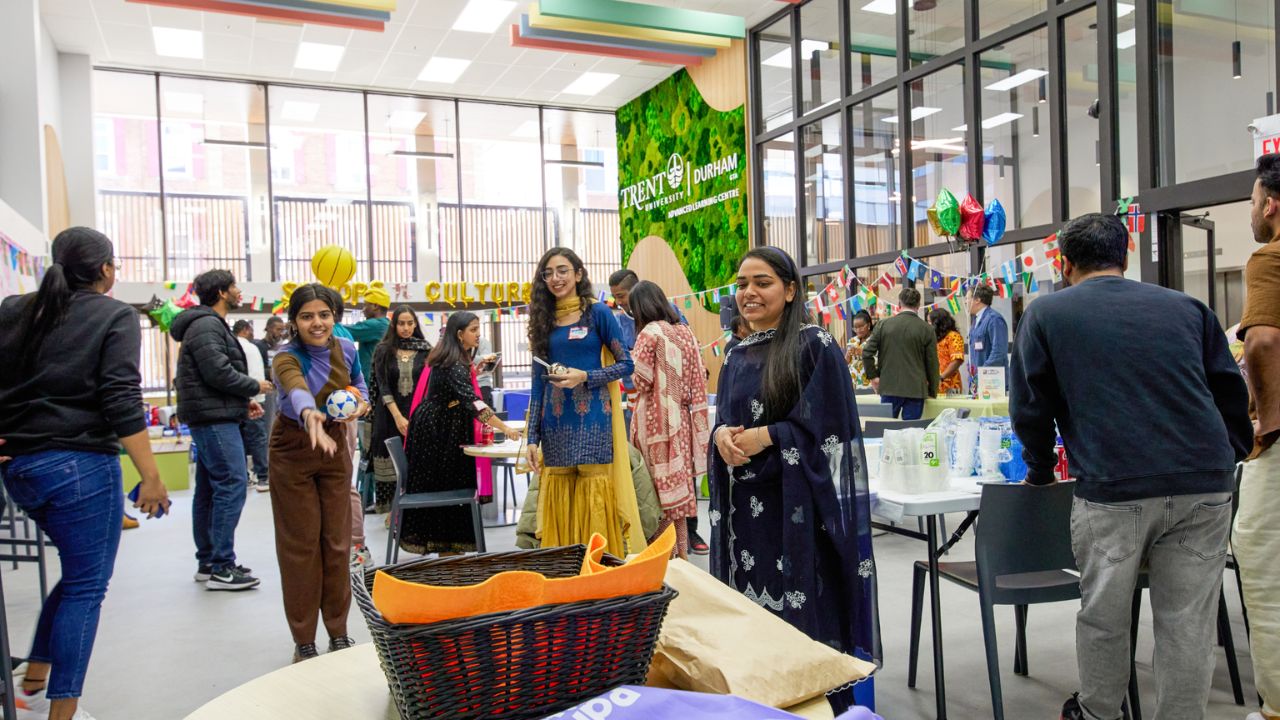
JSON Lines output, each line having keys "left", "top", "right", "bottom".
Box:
{"left": 936, "top": 189, "right": 962, "bottom": 235}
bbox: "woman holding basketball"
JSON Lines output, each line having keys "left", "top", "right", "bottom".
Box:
{"left": 269, "top": 283, "right": 369, "bottom": 664}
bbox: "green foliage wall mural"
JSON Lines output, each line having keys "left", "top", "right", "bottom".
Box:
{"left": 616, "top": 68, "right": 747, "bottom": 293}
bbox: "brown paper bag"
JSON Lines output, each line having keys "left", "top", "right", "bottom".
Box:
{"left": 648, "top": 560, "right": 875, "bottom": 710}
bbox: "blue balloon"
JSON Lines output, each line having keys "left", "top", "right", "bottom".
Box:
{"left": 982, "top": 199, "right": 1007, "bottom": 246}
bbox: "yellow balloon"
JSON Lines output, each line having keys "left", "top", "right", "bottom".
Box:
{"left": 310, "top": 245, "right": 356, "bottom": 289}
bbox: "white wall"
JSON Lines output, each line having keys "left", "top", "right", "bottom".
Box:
{"left": 0, "top": 0, "right": 46, "bottom": 233}
{"left": 58, "top": 53, "right": 96, "bottom": 229}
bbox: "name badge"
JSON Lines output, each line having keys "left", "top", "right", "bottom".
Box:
{"left": 974, "top": 341, "right": 984, "bottom": 351}
{"left": 568, "top": 327, "right": 589, "bottom": 340}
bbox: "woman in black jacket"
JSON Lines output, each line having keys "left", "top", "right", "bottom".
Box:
{"left": 0, "top": 227, "right": 170, "bottom": 720}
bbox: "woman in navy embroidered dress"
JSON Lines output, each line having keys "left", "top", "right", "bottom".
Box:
{"left": 708, "top": 247, "right": 881, "bottom": 677}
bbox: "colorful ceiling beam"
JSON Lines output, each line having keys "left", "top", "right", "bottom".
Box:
{"left": 528, "top": 3, "right": 730, "bottom": 50}
{"left": 127, "top": 0, "right": 391, "bottom": 31}
{"left": 509, "top": 24, "right": 705, "bottom": 67}
{"left": 519, "top": 14, "right": 717, "bottom": 58}
{"left": 539, "top": 0, "right": 745, "bottom": 39}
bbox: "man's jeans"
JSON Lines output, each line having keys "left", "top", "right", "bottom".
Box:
{"left": 1, "top": 451, "right": 122, "bottom": 699}
{"left": 190, "top": 423, "right": 249, "bottom": 572}
{"left": 1071, "top": 492, "right": 1232, "bottom": 720}
{"left": 240, "top": 415, "right": 269, "bottom": 483}
{"left": 881, "top": 395, "right": 924, "bottom": 421}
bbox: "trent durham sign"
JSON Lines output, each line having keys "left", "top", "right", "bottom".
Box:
{"left": 619, "top": 151, "right": 741, "bottom": 218}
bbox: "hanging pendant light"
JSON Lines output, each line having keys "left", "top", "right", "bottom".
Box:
{"left": 1233, "top": 0, "right": 1243, "bottom": 79}
{"left": 1032, "top": 106, "right": 1040, "bottom": 137}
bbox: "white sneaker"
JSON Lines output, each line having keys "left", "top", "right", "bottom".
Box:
{"left": 70, "top": 709, "right": 98, "bottom": 719}
{"left": 1245, "top": 713, "right": 1269, "bottom": 720}
{"left": 14, "top": 685, "right": 49, "bottom": 719}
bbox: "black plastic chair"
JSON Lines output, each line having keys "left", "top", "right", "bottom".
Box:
{"left": 859, "top": 402, "right": 896, "bottom": 419}
{"left": 383, "top": 438, "right": 485, "bottom": 565}
{"left": 907, "top": 482, "right": 1137, "bottom": 720}
{"left": 862, "top": 418, "right": 934, "bottom": 439}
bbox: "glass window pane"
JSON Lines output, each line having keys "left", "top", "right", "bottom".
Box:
{"left": 851, "top": 92, "right": 901, "bottom": 257}
{"left": 979, "top": 1, "right": 1046, "bottom": 38}
{"left": 1064, "top": 9, "right": 1100, "bottom": 215}
{"left": 910, "top": 1, "right": 967, "bottom": 63}
{"left": 803, "top": 113, "right": 845, "bottom": 264}
{"left": 456, "top": 102, "right": 543, "bottom": 284}
{"left": 366, "top": 95, "right": 456, "bottom": 284}
{"left": 908, "top": 63, "right": 967, "bottom": 247}
{"left": 93, "top": 71, "right": 163, "bottom": 283}
{"left": 981, "top": 29, "right": 1053, "bottom": 228}
{"left": 542, "top": 109, "right": 620, "bottom": 285}
{"left": 268, "top": 86, "right": 369, "bottom": 281}
{"left": 159, "top": 77, "right": 265, "bottom": 283}
{"left": 758, "top": 15, "right": 795, "bottom": 132}
{"left": 1158, "top": 0, "right": 1276, "bottom": 184}
{"left": 799, "top": 0, "right": 841, "bottom": 115}
{"left": 848, "top": 0, "right": 898, "bottom": 91}
{"left": 1118, "top": 2, "right": 1138, "bottom": 198}
{"left": 763, "top": 133, "right": 799, "bottom": 260}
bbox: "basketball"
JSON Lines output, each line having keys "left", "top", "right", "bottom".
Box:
{"left": 325, "top": 389, "right": 359, "bottom": 421}
{"left": 311, "top": 245, "right": 356, "bottom": 289}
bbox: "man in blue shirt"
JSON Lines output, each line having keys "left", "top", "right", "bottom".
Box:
{"left": 968, "top": 284, "right": 1009, "bottom": 389}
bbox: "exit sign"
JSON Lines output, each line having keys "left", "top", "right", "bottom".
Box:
{"left": 1251, "top": 113, "right": 1280, "bottom": 157}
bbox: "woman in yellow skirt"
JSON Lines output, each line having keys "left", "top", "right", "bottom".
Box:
{"left": 524, "top": 248, "right": 644, "bottom": 555}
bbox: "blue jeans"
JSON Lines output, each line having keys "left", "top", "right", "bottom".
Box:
{"left": 240, "top": 416, "right": 269, "bottom": 483}
{"left": 1, "top": 451, "right": 122, "bottom": 700}
{"left": 883, "top": 395, "right": 925, "bottom": 421}
{"left": 190, "top": 423, "right": 249, "bottom": 572}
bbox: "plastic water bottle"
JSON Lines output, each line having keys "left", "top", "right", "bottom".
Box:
{"left": 1000, "top": 433, "right": 1027, "bottom": 482}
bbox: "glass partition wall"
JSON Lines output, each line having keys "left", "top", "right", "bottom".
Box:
{"left": 92, "top": 69, "right": 620, "bottom": 285}
{"left": 750, "top": 0, "right": 1280, "bottom": 328}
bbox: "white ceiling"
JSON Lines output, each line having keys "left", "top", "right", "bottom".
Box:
{"left": 40, "top": 0, "right": 787, "bottom": 110}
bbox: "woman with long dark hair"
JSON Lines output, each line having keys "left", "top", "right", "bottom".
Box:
{"left": 0, "top": 227, "right": 170, "bottom": 720}
{"left": 708, "top": 247, "right": 880, "bottom": 702}
{"left": 401, "top": 312, "right": 521, "bottom": 553}
{"left": 525, "top": 248, "right": 644, "bottom": 555}
{"left": 928, "top": 307, "right": 966, "bottom": 396}
{"left": 366, "top": 306, "right": 430, "bottom": 513}
{"left": 269, "top": 283, "right": 369, "bottom": 663}
{"left": 627, "top": 281, "right": 710, "bottom": 559}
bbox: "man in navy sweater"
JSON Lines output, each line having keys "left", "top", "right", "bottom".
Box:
{"left": 1009, "top": 213, "right": 1252, "bottom": 720}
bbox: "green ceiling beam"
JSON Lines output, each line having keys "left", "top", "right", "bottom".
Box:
{"left": 539, "top": 0, "right": 745, "bottom": 39}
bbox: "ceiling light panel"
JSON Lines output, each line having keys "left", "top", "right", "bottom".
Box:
{"left": 861, "top": 0, "right": 897, "bottom": 14}
{"left": 562, "top": 72, "right": 619, "bottom": 96}
{"left": 418, "top": 57, "right": 471, "bottom": 84}
{"left": 153, "top": 27, "right": 203, "bottom": 59}
{"left": 882, "top": 106, "right": 942, "bottom": 124}
{"left": 985, "top": 68, "right": 1048, "bottom": 93}
{"left": 294, "top": 42, "right": 345, "bottom": 72}
{"left": 453, "top": 0, "right": 517, "bottom": 33}
{"left": 1117, "top": 29, "right": 1136, "bottom": 50}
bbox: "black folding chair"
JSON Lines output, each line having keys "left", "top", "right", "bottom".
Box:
{"left": 383, "top": 438, "right": 485, "bottom": 565}
{"left": 907, "top": 482, "right": 1138, "bottom": 720}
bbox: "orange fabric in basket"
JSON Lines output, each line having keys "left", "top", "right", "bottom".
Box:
{"left": 372, "top": 526, "right": 675, "bottom": 625}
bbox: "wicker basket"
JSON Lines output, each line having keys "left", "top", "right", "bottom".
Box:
{"left": 352, "top": 545, "right": 677, "bottom": 720}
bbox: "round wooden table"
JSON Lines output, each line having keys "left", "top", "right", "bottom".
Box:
{"left": 463, "top": 440, "right": 525, "bottom": 526}
{"left": 185, "top": 644, "right": 398, "bottom": 719}
{"left": 185, "top": 643, "right": 835, "bottom": 719}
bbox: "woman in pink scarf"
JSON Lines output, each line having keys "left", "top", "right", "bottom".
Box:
{"left": 626, "top": 281, "right": 711, "bottom": 558}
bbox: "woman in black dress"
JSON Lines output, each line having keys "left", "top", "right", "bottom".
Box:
{"left": 367, "top": 305, "right": 430, "bottom": 513}
{"left": 401, "top": 312, "right": 522, "bottom": 553}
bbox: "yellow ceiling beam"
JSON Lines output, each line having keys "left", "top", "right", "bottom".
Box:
{"left": 528, "top": 3, "right": 730, "bottom": 49}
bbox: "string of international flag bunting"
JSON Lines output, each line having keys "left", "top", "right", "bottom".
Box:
{"left": 152, "top": 198, "right": 1146, "bottom": 357}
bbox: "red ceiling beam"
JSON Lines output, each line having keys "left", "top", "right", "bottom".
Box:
{"left": 509, "top": 24, "right": 702, "bottom": 66}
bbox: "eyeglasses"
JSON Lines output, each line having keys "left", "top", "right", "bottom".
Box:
{"left": 541, "top": 266, "right": 575, "bottom": 281}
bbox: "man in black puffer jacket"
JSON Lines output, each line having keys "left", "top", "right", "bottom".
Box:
{"left": 171, "top": 269, "right": 273, "bottom": 592}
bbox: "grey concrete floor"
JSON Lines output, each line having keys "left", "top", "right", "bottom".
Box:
{"left": 0, "top": 484, "right": 1258, "bottom": 720}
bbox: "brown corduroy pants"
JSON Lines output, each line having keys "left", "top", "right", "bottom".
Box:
{"left": 268, "top": 417, "right": 353, "bottom": 646}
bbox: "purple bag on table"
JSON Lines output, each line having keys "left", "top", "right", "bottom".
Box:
{"left": 543, "top": 686, "right": 883, "bottom": 720}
